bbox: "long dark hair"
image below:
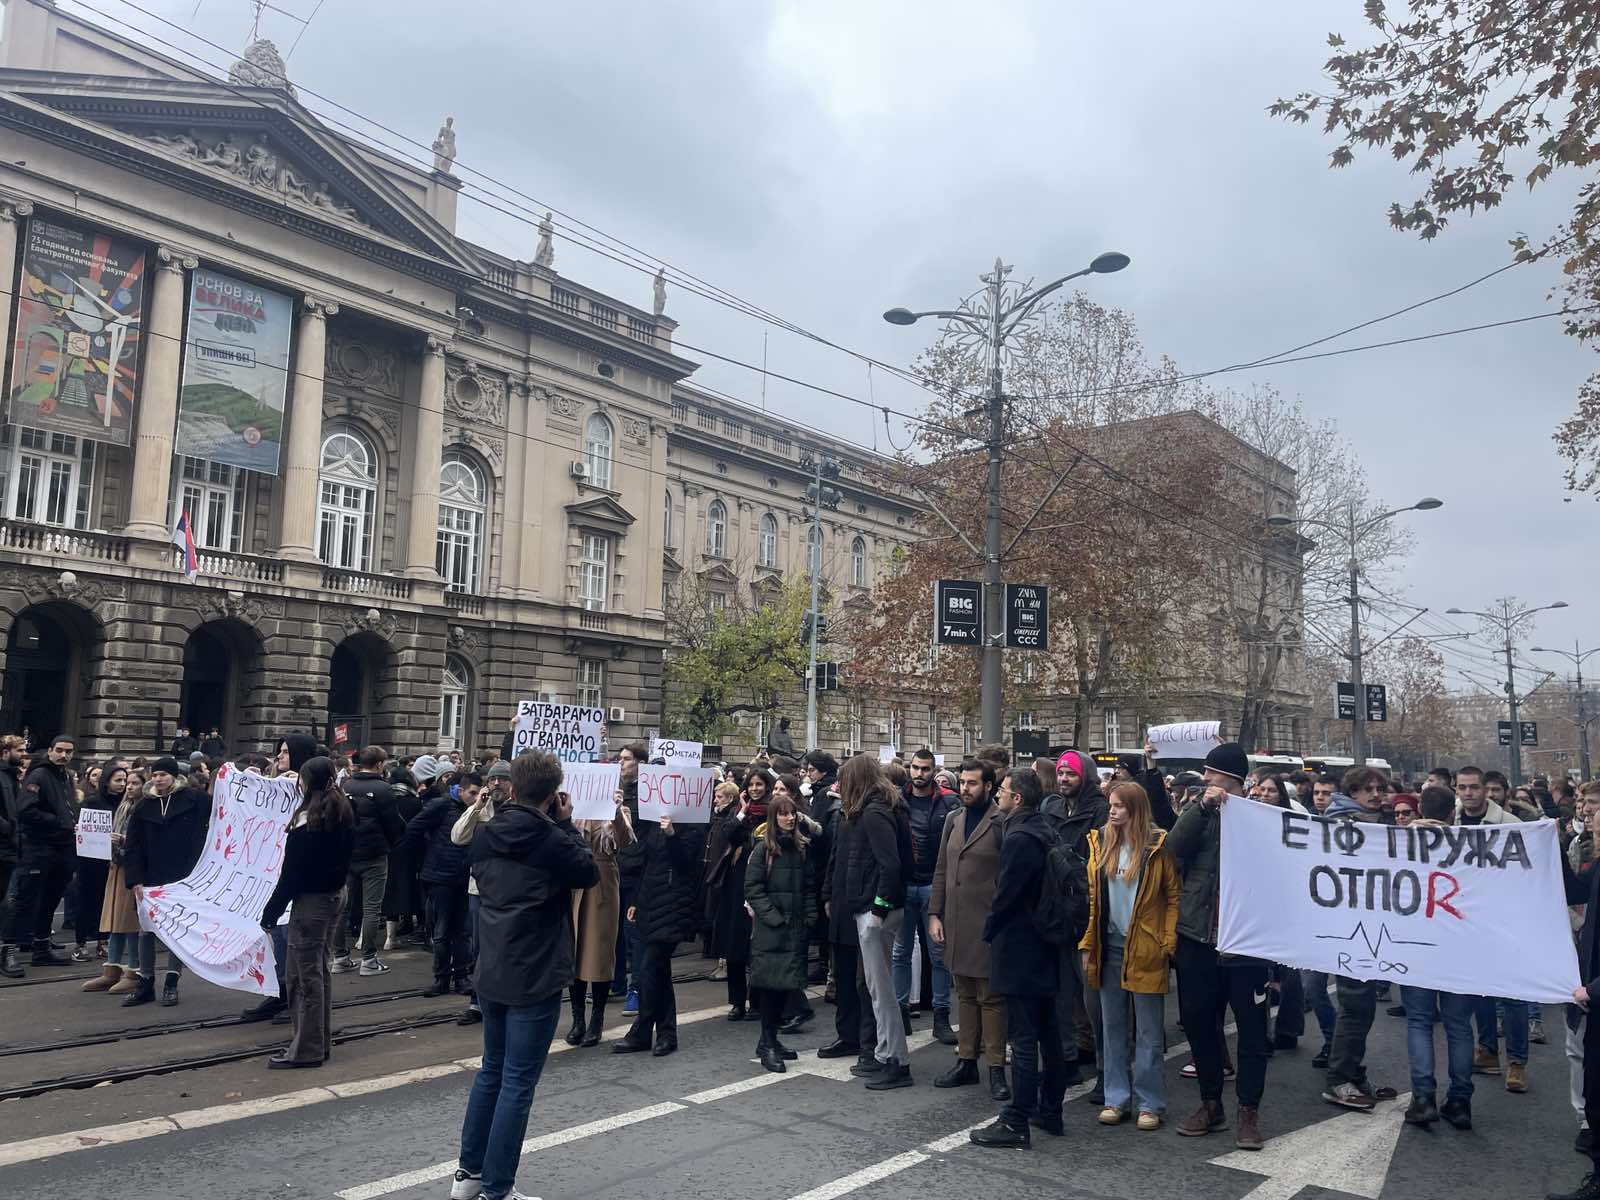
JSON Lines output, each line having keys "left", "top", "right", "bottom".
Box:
{"left": 840, "top": 753, "right": 897, "bottom": 820}
{"left": 295, "top": 757, "right": 354, "bottom": 831}
{"left": 763, "top": 794, "right": 809, "bottom": 874}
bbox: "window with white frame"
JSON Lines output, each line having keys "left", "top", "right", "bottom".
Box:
{"left": 930, "top": 706, "right": 942, "bottom": 750}
{"left": 0, "top": 426, "right": 96, "bottom": 529}
{"left": 1017, "top": 710, "right": 1037, "bottom": 730}
{"left": 887, "top": 707, "right": 901, "bottom": 749}
{"left": 849, "top": 700, "right": 863, "bottom": 751}
{"left": 807, "top": 525, "right": 823, "bottom": 574}
{"left": 1104, "top": 708, "right": 1121, "bottom": 749}
{"left": 705, "top": 589, "right": 728, "bottom": 629}
{"left": 577, "top": 658, "right": 605, "bottom": 709}
{"left": 439, "top": 654, "right": 470, "bottom": 750}
{"left": 962, "top": 720, "right": 976, "bottom": 754}
{"left": 663, "top": 489, "right": 675, "bottom": 549}
{"left": 584, "top": 413, "right": 613, "bottom": 489}
{"left": 437, "top": 452, "right": 486, "bottom": 592}
{"left": 578, "top": 532, "right": 610, "bottom": 610}
{"left": 317, "top": 426, "right": 378, "bottom": 571}
{"left": 850, "top": 536, "right": 866, "bottom": 586}
{"left": 705, "top": 499, "right": 727, "bottom": 557}
{"left": 1021, "top": 656, "right": 1039, "bottom": 683}
{"left": 169, "top": 456, "right": 245, "bottom": 552}
{"left": 758, "top": 512, "right": 778, "bottom": 567}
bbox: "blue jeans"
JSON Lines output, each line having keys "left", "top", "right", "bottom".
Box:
{"left": 891, "top": 883, "right": 950, "bottom": 1011}
{"left": 1476, "top": 996, "right": 1529, "bottom": 1065}
{"left": 1304, "top": 969, "right": 1336, "bottom": 1041}
{"left": 1098, "top": 941, "right": 1167, "bottom": 1115}
{"left": 459, "top": 991, "right": 562, "bottom": 1200}
{"left": 1402, "top": 985, "right": 1474, "bottom": 1104}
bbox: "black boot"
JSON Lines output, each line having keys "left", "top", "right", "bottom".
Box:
{"left": 771, "top": 1038, "right": 799, "bottom": 1061}
{"left": 121, "top": 974, "right": 156, "bottom": 1007}
{"left": 565, "top": 985, "right": 586, "bottom": 1046}
{"left": 1440, "top": 1098, "right": 1473, "bottom": 1130}
{"left": 932, "top": 1007, "right": 957, "bottom": 1046}
{"left": 241, "top": 995, "right": 286, "bottom": 1023}
{"left": 1404, "top": 1094, "right": 1438, "bottom": 1126}
{"left": 1548, "top": 1174, "right": 1600, "bottom": 1200}
{"left": 423, "top": 976, "right": 450, "bottom": 998}
{"left": 864, "top": 1057, "right": 912, "bottom": 1090}
{"left": 970, "top": 1117, "right": 1030, "bottom": 1149}
{"left": 583, "top": 1000, "right": 607, "bottom": 1047}
{"left": 30, "top": 938, "right": 68, "bottom": 966}
{"left": 758, "top": 1033, "right": 786, "bottom": 1074}
{"left": 989, "top": 1065, "right": 1012, "bottom": 1101}
{"left": 934, "top": 1059, "right": 979, "bottom": 1088}
{"left": 159, "top": 970, "right": 180, "bottom": 1007}
{"left": 0, "top": 944, "right": 24, "bottom": 978}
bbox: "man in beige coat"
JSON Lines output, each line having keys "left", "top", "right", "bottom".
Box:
{"left": 929, "top": 757, "right": 1010, "bottom": 1101}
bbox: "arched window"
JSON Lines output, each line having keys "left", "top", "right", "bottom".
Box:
{"left": 440, "top": 654, "right": 470, "bottom": 751}
{"left": 317, "top": 426, "right": 378, "bottom": 571}
{"left": 807, "top": 525, "right": 823, "bottom": 575}
{"left": 436, "top": 451, "right": 487, "bottom": 592}
{"left": 851, "top": 535, "right": 866, "bottom": 586}
{"left": 663, "top": 488, "right": 675, "bottom": 549}
{"left": 706, "top": 499, "right": 727, "bottom": 557}
{"left": 758, "top": 513, "right": 778, "bottom": 567}
{"left": 584, "top": 413, "right": 613, "bottom": 490}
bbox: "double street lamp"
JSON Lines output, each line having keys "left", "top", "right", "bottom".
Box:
{"left": 883, "top": 251, "right": 1130, "bottom": 742}
{"left": 1446, "top": 599, "right": 1569, "bottom": 786}
{"left": 1528, "top": 640, "right": 1598, "bottom": 783}
{"left": 1267, "top": 498, "right": 1443, "bottom": 769}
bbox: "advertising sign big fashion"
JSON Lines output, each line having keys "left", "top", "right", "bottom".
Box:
{"left": 8, "top": 219, "right": 145, "bottom": 446}
{"left": 177, "top": 268, "right": 293, "bottom": 474}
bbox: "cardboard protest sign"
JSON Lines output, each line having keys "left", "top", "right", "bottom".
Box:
{"left": 649, "top": 737, "right": 703, "bottom": 767}
{"left": 562, "top": 760, "right": 621, "bottom": 822}
{"left": 137, "top": 765, "right": 299, "bottom": 996}
{"left": 637, "top": 763, "right": 717, "bottom": 824}
{"left": 1219, "top": 796, "right": 1579, "bottom": 1002}
{"left": 878, "top": 745, "right": 898, "bottom": 764}
{"left": 514, "top": 700, "right": 603, "bottom": 763}
{"left": 75, "top": 807, "right": 113, "bottom": 860}
{"left": 1146, "top": 720, "right": 1221, "bottom": 761}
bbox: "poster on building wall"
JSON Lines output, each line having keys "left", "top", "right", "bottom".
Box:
{"left": 513, "top": 700, "right": 604, "bottom": 763}
{"left": 8, "top": 218, "right": 145, "bottom": 446}
{"left": 177, "top": 267, "right": 293, "bottom": 474}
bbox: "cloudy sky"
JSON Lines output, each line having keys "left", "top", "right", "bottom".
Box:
{"left": 78, "top": 0, "right": 1597, "bottom": 703}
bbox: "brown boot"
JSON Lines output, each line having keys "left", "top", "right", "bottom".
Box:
{"left": 107, "top": 971, "right": 140, "bottom": 995}
{"left": 1176, "top": 1098, "right": 1227, "bottom": 1137}
{"left": 1235, "top": 1104, "right": 1264, "bottom": 1150}
{"left": 81, "top": 964, "right": 122, "bottom": 992}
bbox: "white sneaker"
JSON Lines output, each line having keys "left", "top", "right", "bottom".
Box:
{"left": 359, "top": 957, "right": 390, "bottom": 976}
{"left": 330, "top": 956, "right": 356, "bottom": 973}
{"left": 449, "top": 1168, "right": 481, "bottom": 1200}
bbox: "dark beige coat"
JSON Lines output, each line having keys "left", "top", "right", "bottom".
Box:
{"left": 571, "top": 807, "right": 635, "bottom": 982}
{"left": 928, "top": 801, "right": 1002, "bottom": 980}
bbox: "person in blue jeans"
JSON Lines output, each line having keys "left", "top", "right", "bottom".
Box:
{"left": 452, "top": 751, "right": 597, "bottom": 1200}
{"left": 1475, "top": 995, "right": 1531, "bottom": 1090}
{"left": 1401, "top": 985, "right": 1475, "bottom": 1128}
{"left": 895, "top": 749, "right": 957, "bottom": 1043}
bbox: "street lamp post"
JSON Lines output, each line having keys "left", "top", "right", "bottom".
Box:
{"left": 884, "top": 250, "right": 1129, "bottom": 743}
{"left": 1446, "top": 599, "right": 1569, "bottom": 786}
{"left": 1529, "top": 640, "right": 1600, "bottom": 781}
{"left": 1267, "top": 498, "right": 1442, "bottom": 768}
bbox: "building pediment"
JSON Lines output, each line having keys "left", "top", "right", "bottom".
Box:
{"left": 565, "top": 493, "right": 635, "bottom": 536}
{"left": 0, "top": 73, "right": 485, "bottom": 277}
{"left": 697, "top": 560, "right": 739, "bottom": 586}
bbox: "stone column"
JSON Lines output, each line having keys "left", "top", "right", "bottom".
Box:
{"left": 275, "top": 296, "right": 339, "bottom": 561}
{"left": 403, "top": 336, "right": 447, "bottom": 578}
{"left": 0, "top": 198, "right": 34, "bottom": 392}
{"left": 124, "top": 245, "right": 197, "bottom": 541}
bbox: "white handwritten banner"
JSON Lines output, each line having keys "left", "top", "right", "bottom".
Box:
{"left": 1146, "top": 720, "right": 1221, "bottom": 761}
{"left": 75, "top": 808, "right": 113, "bottom": 860}
{"left": 137, "top": 765, "right": 299, "bottom": 996}
{"left": 649, "top": 738, "right": 703, "bottom": 767}
{"left": 563, "top": 761, "right": 621, "bottom": 822}
{"left": 1219, "top": 796, "right": 1579, "bottom": 1002}
{"left": 515, "top": 700, "right": 604, "bottom": 763}
{"left": 637, "top": 764, "right": 717, "bottom": 825}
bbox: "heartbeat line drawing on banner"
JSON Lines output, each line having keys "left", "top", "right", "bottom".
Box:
{"left": 1316, "top": 920, "right": 1437, "bottom": 975}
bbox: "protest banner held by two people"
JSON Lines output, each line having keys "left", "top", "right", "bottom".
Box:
{"left": 1218, "top": 793, "right": 1579, "bottom": 1002}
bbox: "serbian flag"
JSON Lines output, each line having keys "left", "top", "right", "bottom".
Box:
{"left": 172, "top": 511, "right": 198, "bottom": 583}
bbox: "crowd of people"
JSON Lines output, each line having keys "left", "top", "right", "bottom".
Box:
{"left": 3, "top": 727, "right": 1599, "bottom": 1200}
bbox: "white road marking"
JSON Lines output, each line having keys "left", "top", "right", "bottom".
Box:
{"left": 1209, "top": 1091, "right": 1411, "bottom": 1200}
{"left": 682, "top": 1073, "right": 793, "bottom": 1104}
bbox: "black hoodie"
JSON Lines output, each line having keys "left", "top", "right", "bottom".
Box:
{"left": 17, "top": 759, "right": 77, "bottom": 864}
{"left": 470, "top": 800, "right": 598, "bottom": 1006}
{"left": 281, "top": 733, "right": 317, "bottom": 773}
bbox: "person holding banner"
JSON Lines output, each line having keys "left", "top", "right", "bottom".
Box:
{"left": 566, "top": 784, "right": 634, "bottom": 1048}
{"left": 88, "top": 767, "right": 145, "bottom": 995}
{"left": 122, "top": 757, "right": 209, "bottom": 1007}
{"left": 70, "top": 762, "right": 122, "bottom": 965}
{"left": 613, "top": 809, "right": 704, "bottom": 1058}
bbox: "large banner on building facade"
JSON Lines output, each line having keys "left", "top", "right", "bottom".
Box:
{"left": 137, "top": 765, "right": 298, "bottom": 996}
{"left": 177, "top": 268, "right": 292, "bottom": 474}
{"left": 1218, "top": 795, "right": 1579, "bottom": 1003}
{"left": 8, "top": 218, "right": 145, "bottom": 446}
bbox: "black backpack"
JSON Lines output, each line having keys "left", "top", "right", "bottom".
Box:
{"left": 1034, "top": 812, "right": 1092, "bottom": 948}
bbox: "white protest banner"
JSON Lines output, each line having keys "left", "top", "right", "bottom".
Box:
{"left": 649, "top": 737, "right": 703, "bottom": 767}
{"left": 637, "top": 763, "right": 717, "bottom": 825}
{"left": 75, "top": 807, "right": 113, "bottom": 860}
{"left": 878, "top": 745, "right": 898, "bottom": 764}
{"left": 514, "top": 700, "right": 603, "bottom": 763}
{"left": 137, "top": 764, "right": 299, "bottom": 996}
{"left": 1218, "top": 796, "right": 1579, "bottom": 1002}
{"left": 1146, "top": 720, "right": 1221, "bottom": 761}
{"left": 562, "top": 760, "right": 621, "bottom": 822}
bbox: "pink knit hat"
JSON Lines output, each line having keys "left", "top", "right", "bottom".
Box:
{"left": 1056, "top": 750, "right": 1086, "bottom": 779}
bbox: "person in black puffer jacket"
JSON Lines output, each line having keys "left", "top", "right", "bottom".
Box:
{"left": 122, "top": 756, "right": 210, "bottom": 1007}
{"left": 6, "top": 735, "right": 79, "bottom": 974}
{"left": 333, "top": 746, "right": 404, "bottom": 974}
{"left": 0, "top": 734, "right": 23, "bottom": 976}
{"left": 612, "top": 809, "right": 705, "bottom": 1057}
{"left": 803, "top": 750, "right": 840, "bottom": 983}
{"left": 405, "top": 772, "right": 476, "bottom": 995}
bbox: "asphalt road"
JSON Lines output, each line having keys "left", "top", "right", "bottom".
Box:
{"left": 0, "top": 952, "right": 1585, "bottom": 1200}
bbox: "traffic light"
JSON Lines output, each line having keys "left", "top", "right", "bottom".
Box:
{"left": 802, "top": 612, "right": 830, "bottom": 644}
{"left": 817, "top": 661, "right": 840, "bottom": 691}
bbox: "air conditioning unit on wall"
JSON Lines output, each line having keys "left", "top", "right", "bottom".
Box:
{"left": 608, "top": 706, "right": 627, "bottom": 723}
{"left": 570, "top": 460, "right": 589, "bottom": 480}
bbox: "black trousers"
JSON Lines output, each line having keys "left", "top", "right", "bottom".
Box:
{"left": 74, "top": 858, "right": 109, "bottom": 944}
{"left": 632, "top": 941, "right": 677, "bottom": 1040}
{"left": 753, "top": 985, "right": 786, "bottom": 1042}
{"left": 1002, "top": 992, "right": 1067, "bottom": 1130}
{"left": 1175, "top": 936, "right": 1269, "bottom": 1107}
{"left": 1583, "top": 1011, "right": 1600, "bottom": 1168}
{"left": 726, "top": 959, "right": 749, "bottom": 1009}
{"left": 832, "top": 940, "right": 877, "bottom": 1050}
{"left": 1272, "top": 962, "right": 1305, "bottom": 1040}
{"left": 8, "top": 857, "right": 73, "bottom": 946}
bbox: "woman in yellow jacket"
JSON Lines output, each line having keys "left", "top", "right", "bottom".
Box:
{"left": 1080, "top": 780, "right": 1181, "bottom": 1129}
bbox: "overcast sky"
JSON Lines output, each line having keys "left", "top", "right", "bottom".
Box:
{"left": 79, "top": 0, "right": 1598, "bottom": 701}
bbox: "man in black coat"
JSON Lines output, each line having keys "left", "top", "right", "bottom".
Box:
{"left": 334, "top": 745, "right": 405, "bottom": 975}
{"left": 123, "top": 756, "right": 210, "bottom": 1006}
{"left": 972, "top": 767, "right": 1066, "bottom": 1149}
{"left": 4, "top": 735, "right": 79, "bottom": 975}
{"left": 1554, "top": 832, "right": 1600, "bottom": 1200}
{"left": 0, "top": 735, "right": 27, "bottom": 977}
{"left": 170, "top": 726, "right": 198, "bottom": 760}
{"left": 819, "top": 786, "right": 875, "bottom": 1065}
{"left": 612, "top": 812, "right": 704, "bottom": 1057}
{"left": 803, "top": 750, "right": 840, "bottom": 983}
